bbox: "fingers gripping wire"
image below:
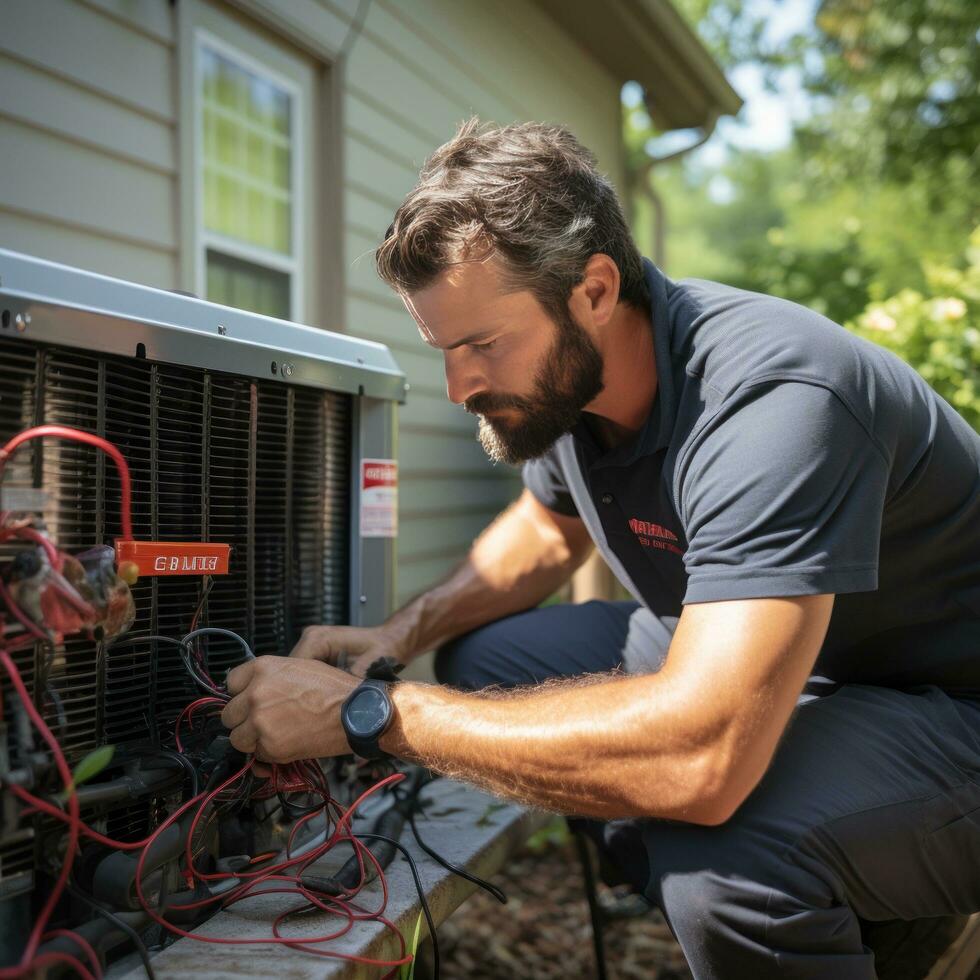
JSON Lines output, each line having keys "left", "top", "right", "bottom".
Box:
{"left": 180, "top": 628, "right": 255, "bottom": 701}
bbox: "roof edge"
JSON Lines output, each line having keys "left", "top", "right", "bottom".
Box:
{"left": 533, "top": 0, "right": 742, "bottom": 131}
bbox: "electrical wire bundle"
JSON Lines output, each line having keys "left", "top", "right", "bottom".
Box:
{"left": 0, "top": 425, "right": 506, "bottom": 978}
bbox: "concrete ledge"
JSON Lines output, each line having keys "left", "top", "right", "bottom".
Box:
{"left": 114, "top": 780, "right": 547, "bottom": 979}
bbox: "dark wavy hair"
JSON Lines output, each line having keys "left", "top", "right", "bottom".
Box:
{"left": 375, "top": 118, "right": 650, "bottom": 321}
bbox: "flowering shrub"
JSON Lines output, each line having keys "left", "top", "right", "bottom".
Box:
{"left": 848, "top": 228, "right": 980, "bottom": 430}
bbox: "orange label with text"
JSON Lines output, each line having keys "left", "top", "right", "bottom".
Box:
{"left": 115, "top": 540, "right": 231, "bottom": 576}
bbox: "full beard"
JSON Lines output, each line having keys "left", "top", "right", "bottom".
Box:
{"left": 466, "top": 309, "right": 605, "bottom": 465}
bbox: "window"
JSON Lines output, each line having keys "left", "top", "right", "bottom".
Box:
{"left": 196, "top": 33, "right": 301, "bottom": 320}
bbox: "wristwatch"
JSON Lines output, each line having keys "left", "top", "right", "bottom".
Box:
{"left": 341, "top": 678, "right": 396, "bottom": 759}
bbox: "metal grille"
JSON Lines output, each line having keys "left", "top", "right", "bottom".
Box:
{"left": 0, "top": 335, "right": 351, "bottom": 889}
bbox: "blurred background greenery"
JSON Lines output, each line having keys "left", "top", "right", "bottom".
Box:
{"left": 624, "top": 0, "right": 979, "bottom": 429}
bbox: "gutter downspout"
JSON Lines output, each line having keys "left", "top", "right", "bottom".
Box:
{"left": 633, "top": 101, "right": 720, "bottom": 268}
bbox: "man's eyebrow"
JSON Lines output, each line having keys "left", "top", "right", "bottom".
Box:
{"left": 443, "top": 329, "right": 497, "bottom": 351}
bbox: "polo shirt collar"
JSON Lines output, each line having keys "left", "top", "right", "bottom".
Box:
{"left": 568, "top": 257, "right": 677, "bottom": 467}
{"left": 644, "top": 257, "right": 677, "bottom": 454}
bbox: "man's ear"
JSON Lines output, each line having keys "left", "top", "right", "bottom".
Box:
{"left": 571, "top": 253, "right": 621, "bottom": 328}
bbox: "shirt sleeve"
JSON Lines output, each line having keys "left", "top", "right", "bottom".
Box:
{"left": 522, "top": 453, "right": 580, "bottom": 517}
{"left": 679, "top": 380, "right": 890, "bottom": 603}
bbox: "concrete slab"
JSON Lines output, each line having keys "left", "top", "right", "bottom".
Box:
{"left": 112, "top": 779, "right": 547, "bottom": 980}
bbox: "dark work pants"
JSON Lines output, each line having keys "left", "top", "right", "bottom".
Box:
{"left": 434, "top": 601, "right": 980, "bottom": 980}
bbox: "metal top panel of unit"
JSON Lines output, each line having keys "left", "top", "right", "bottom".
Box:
{"left": 0, "top": 249, "right": 407, "bottom": 404}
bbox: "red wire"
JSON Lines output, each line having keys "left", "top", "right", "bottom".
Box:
{"left": 5, "top": 784, "right": 157, "bottom": 851}
{"left": 174, "top": 696, "right": 225, "bottom": 752}
{"left": 0, "top": 425, "right": 134, "bottom": 541}
{"left": 130, "top": 764, "right": 412, "bottom": 966}
{"left": 0, "top": 524, "right": 60, "bottom": 570}
{"left": 0, "top": 650, "right": 82, "bottom": 977}
{"left": 2, "top": 636, "right": 415, "bottom": 971}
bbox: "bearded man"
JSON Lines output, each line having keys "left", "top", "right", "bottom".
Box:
{"left": 221, "top": 119, "right": 980, "bottom": 979}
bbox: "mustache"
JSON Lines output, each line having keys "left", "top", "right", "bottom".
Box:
{"left": 464, "top": 392, "right": 533, "bottom": 415}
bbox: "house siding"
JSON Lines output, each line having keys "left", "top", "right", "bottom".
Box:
{"left": 0, "top": 0, "right": 627, "bottom": 611}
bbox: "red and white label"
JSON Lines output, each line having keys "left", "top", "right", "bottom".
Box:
{"left": 360, "top": 458, "right": 398, "bottom": 538}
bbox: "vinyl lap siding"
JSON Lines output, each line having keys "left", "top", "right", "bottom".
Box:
{"left": 0, "top": 0, "right": 625, "bottom": 613}
{"left": 0, "top": 0, "right": 178, "bottom": 287}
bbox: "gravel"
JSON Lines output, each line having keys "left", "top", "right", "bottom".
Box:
{"left": 437, "top": 836, "right": 692, "bottom": 979}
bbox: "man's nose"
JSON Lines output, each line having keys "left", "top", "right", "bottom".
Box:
{"left": 443, "top": 350, "right": 485, "bottom": 406}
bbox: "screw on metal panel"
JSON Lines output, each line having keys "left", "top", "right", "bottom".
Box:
{"left": 217, "top": 324, "right": 227, "bottom": 335}
{"left": 359, "top": 595, "right": 367, "bottom": 604}
{"left": 14, "top": 314, "right": 29, "bottom": 332}
{"left": 356, "top": 356, "right": 364, "bottom": 364}
{"left": 282, "top": 363, "right": 293, "bottom": 377}
{"left": 404, "top": 383, "right": 410, "bottom": 392}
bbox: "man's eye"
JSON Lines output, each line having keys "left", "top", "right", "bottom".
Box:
{"left": 471, "top": 340, "right": 497, "bottom": 351}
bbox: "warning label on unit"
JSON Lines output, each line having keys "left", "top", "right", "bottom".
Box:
{"left": 360, "top": 458, "right": 398, "bottom": 538}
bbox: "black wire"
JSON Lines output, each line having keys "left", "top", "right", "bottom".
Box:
{"left": 181, "top": 628, "right": 255, "bottom": 664}
{"left": 396, "top": 770, "right": 507, "bottom": 905}
{"left": 189, "top": 576, "right": 214, "bottom": 633}
{"left": 139, "top": 747, "right": 200, "bottom": 798}
{"left": 277, "top": 790, "right": 325, "bottom": 821}
{"left": 572, "top": 828, "right": 608, "bottom": 980}
{"left": 177, "top": 645, "right": 228, "bottom": 700}
{"left": 357, "top": 832, "right": 439, "bottom": 980}
{"left": 66, "top": 882, "right": 157, "bottom": 980}
{"left": 407, "top": 809, "right": 507, "bottom": 905}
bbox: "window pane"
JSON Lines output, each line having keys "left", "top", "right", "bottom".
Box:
{"left": 200, "top": 45, "right": 293, "bottom": 256}
{"left": 206, "top": 248, "right": 290, "bottom": 320}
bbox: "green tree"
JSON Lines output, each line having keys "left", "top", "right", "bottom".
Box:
{"left": 796, "top": 0, "right": 979, "bottom": 188}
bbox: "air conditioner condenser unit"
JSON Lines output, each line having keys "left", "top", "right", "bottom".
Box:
{"left": 0, "top": 248, "right": 405, "bottom": 967}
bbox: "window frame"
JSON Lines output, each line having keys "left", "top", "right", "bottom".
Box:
{"left": 191, "top": 26, "right": 306, "bottom": 321}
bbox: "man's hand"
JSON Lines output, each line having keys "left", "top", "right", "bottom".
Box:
{"left": 221, "top": 656, "right": 360, "bottom": 761}
{"left": 290, "top": 624, "right": 406, "bottom": 678}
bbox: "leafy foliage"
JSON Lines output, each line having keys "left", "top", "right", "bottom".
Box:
{"left": 797, "top": 0, "right": 980, "bottom": 187}
{"left": 849, "top": 229, "right": 980, "bottom": 429}
{"left": 57, "top": 744, "right": 115, "bottom": 803}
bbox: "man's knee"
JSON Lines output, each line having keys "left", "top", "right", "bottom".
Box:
{"left": 433, "top": 631, "right": 485, "bottom": 689}
{"left": 432, "top": 618, "right": 530, "bottom": 690}
{"left": 643, "top": 821, "right": 868, "bottom": 976}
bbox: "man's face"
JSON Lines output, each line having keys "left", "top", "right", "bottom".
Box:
{"left": 405, "top": 257, "right": 604, "bottom": 464}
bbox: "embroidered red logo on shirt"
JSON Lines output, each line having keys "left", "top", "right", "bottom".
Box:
{"left": 628, "top": 518, "right": 684, "bottom": 556}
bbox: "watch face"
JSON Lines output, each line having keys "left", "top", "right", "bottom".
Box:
{"left": 346, "top": 686, "right": 387, "bottom": 737}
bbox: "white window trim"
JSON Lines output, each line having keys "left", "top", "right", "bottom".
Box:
{"left": 192, "top": 27, "right": 305, "bottom": 321}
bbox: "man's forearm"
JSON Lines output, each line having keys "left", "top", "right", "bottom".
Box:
{"left": 379, "top": 671, "right": 722, "bottom": 823}
{"left": 381, "top": 493, "right": 591, "bottom": 661}
{"left": 377, "top": 596, "right": 833, "bottom": 825}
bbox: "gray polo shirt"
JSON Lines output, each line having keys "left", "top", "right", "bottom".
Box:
{"left": 523, "top": 259, "right": 980, "bottom": 693}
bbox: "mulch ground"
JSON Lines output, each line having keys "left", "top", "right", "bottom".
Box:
{"left": 437, "top": 836, "right": 692, "bottom": 979}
